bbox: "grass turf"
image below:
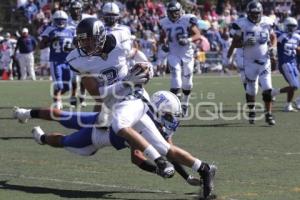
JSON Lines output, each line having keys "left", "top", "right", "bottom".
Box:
{"left": 0, "top": 74, "right": 300, "bottom": 200}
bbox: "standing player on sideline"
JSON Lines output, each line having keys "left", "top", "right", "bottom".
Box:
{"left": 13, "top": 90, "right": 216, "bottom": 198}
{"left": 159, "top": 1, "right": 201, "bottom": 117}
{"left": 40, "top": 10, "right": 75, "bottom": 109}
{"left": 230, "top": 1, "right": 276, "bottom": 125}
{"left": 272, "top": 17, "right": 300, "bottom": 111}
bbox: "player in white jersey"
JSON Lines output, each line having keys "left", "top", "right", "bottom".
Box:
{"left": 13, "top": 90, "right": 216, "bottom": 197}
{"left": 230, "top": 1, "right": 276, "bottom": 125}
{"left": 100, "top": 2, "right": 152, "bottom": 74}
{"left": 66, "top": 18, "right": 216, "bottom": 197}
{"left": 159, "top": 1, "right": 201, "bottom": 117}
{"left": 66, "top": 17, "right": 175, "bottom": 179}
{"left": 67, "top": 0, "right": 87, "bottom": 107}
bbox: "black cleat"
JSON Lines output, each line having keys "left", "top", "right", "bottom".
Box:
{"left": 155, "top": 157, "right": 175, "bottom": 178}
{"left": 265, "top": 113, "right": 275, "bottom": 126}
{"left": 248, "top": 111, "right": 256, "bottom": 124}
{"left": 198, "top": 163, "right": 217, "bottom": 199}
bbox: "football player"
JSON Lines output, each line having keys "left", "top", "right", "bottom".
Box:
{"left": 67, "top": 0, "right": 87, "bottom": 107}
{"left": 66, "top": 17, "right": 176, "bottom": 180}
{"left": 13, "top": 90, "right": 216, "bottom": 197}
{"left": 272, "top": 17, "right": 300, "bottom": 111}
{"left": 158, "top": 0, "right": 201, "bottom": 117}
{"left": 66, "top": 18, "right": 216, "bottom": 198}
{"left": 230, "top": 0, "right": 276, "bottom": 125}
{"left": 40, "top": 10, "right": 75, "bottom": 109}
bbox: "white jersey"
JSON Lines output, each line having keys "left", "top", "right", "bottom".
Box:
{"left": 66, "top": 31, "right": 131, "bottom": 109}
{"left": 106, "top": 24, "right": 132, "bottom": 58}
{"left": 233, "top": 16, "right": 274, "bottom": 62}
{"left": 159, "top": 14, "right": 198, "bottom": 58}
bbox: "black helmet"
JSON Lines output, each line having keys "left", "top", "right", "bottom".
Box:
{"left": 76, "top": 18, "right": 107, "bottom": 56}
{"left": 167, "top": 1, "right": 182, "bottom": 22}
{"left": 246, "top": 1, "right": 263, "bottom": 24}
{"left": 69, "top": 0, "right": 83, "bottom": 21}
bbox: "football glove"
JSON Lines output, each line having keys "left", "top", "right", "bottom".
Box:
{"left": 178, "top": 37, "right": 190, "bottom": 46}
{"left": 123, "top": 67, "right": 149, "bottom": 85}
{"left": 244, "top": 37, "right": 257, "bottom": 46}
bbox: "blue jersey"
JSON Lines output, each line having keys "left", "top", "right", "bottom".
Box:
{"left": 41, "top": 26, "right": 75, "bottom": 63}
{"left": 276, "top": 31, "right": 300, "bottom": 66}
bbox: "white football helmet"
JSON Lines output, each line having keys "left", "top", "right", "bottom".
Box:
{"left": 101, "top": 2, "right": 120, "bottom": 27}
{"left": 150, "top": 91, "right": 182, "bottom": 133}
{"left": 52, "top": 10, "right": 68, "bottom": 28}
{"left": 284, "top": 17, "right": 298, "bottom": 33}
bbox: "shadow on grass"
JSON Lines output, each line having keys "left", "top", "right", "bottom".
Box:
{"left": 180, "top": 122, "right": 245, "bottom": 128}
{"left": 0, "top": 180, "right": 188, "bottom": 200}
{"left": 0, "top": 136, "right": 32, "bottom": 140}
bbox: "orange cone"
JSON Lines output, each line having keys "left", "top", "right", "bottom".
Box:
{"left": 2, "top": 70, "right": 9, "bottom": 80}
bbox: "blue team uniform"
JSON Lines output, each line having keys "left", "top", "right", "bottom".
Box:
{"left": 276, "top": 31, "right": 300, "bottom": 88}
{"left": 41, "top": 26, "right": 75, "bottom": 91}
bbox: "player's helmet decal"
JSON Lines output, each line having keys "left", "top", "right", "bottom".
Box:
{"left": 246, "top": 1, "right": 263, "bottom": 24}
{"left": 76, "top": 18, "right": 107, "bottom": 56}
{"left": 167, "top": 1, "right": 182, "bottom": 22}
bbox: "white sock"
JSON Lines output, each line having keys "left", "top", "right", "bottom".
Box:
{"left": 192, "top": 159, "right": 202, "bottom": 172}
{"left": 143, "top": 145, "right": 161, "bottom": 161}
{"left": 25, "top": 109, "right": 32, "bottom": 119}
{"left": 182, "top": 94, "right": 190, "bottom": 106}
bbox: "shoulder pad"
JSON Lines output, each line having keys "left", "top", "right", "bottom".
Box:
{"left": 232, "top": 23, "right": 241, "bottom": 30}
{"left": 102, "top": 34, "right": 116, "bottom": 54}
{"left": 189, "top": 16, "right": 198, "bottom": 25}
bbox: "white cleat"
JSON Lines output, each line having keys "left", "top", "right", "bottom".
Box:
{"left": 12, "top": 106, "right": 31, "bottom": 123}
{"left": 295, "top": 97, "right": 300, "bottom": 110}
{"left": 32, "top": 126, "right": 45, "bottom": 145}
{"left": 53, "top": 101, "right": 63, "bottom": 110}
{"left": 80, "top": 101, "right": 87, "bottom": 107}
{"left": 284, "top": 103, "right": 297, "bottom": 112}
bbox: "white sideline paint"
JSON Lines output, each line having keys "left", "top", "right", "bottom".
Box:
{"left": 285, "top": 152, "right": 300, "bottom": 155}
{"left": 0, "top": 173, "right": 172, "bottom": 194}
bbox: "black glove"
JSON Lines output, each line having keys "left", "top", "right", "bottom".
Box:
{"left": 161, "top": 44, "right": 169, "bottom": 52}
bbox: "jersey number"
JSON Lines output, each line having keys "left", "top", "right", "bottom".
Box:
{"left": 166, "top": 27, "right": 185, "bottom": 42}
{"left": 52, "top": 38, "right": 72, "bottom": 53}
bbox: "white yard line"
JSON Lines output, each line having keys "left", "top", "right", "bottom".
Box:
{"left": 0, "top": 173, "right": 172, "bottom": 194}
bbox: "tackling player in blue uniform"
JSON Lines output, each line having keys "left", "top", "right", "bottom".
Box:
{"left": 40, "top": 10, "right": 75, "bottom": 109}
{"left": 272, "top": 17, "right": 300, "bottom": 111}
{"left": 13, "top": 90, "right": 216, "bottom": 198}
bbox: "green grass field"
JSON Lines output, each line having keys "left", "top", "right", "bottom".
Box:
{"left": 1, "top": 74, "right": 300, "bottom": 200}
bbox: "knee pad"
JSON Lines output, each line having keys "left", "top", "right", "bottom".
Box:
{"left": 262, "top": 89, "right": 272, "bottom": 102}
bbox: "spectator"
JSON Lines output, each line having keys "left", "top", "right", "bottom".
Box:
{"left": 24, "top": 0, "right": 38, "bottom": 24}
{"left": 14, "top": 28, "right": 37, "bottom": 80}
